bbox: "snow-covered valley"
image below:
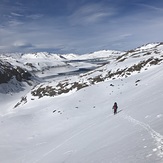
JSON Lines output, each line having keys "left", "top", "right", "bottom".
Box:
{"left": 0, "top": 43, "right": 163, "bottom": 163}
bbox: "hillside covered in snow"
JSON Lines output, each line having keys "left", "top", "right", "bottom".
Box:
{"left": 0, "top": 43, "right": 163, "bottom": 163}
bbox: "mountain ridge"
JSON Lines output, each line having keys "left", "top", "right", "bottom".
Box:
{"left": 5, "top": 42, "right": 162, "bottom": 108}
{"left": 0, "top": 42, "right": 163, "bottom": 95}
{"left": 0, "top": 42, "right": 163, "bottom": 163}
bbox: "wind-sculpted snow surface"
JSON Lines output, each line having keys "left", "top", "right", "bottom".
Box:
{"left": 0, "top": 43, "right": 163, "bottom": 163}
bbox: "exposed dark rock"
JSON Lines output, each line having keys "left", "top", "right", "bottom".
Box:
{"left": 14, "top": 96, "right": 27, "bottom": 108}
{"left": 0, "top": 60, "right": 32, "bottom": 84}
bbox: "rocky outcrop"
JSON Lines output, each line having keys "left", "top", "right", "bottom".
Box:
{"left": 0, "top": 60, "right": 32, "bottom": 84}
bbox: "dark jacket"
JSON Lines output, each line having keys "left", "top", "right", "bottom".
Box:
{"left": 113, "top": 102, "right": 118, "bottom": 109}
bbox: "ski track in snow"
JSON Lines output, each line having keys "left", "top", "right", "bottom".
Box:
{"left": 32, "top": 114, "right": 113, "bottom": 163}
{"left": 120, "top": 113, "right": 163, "bottom": 158}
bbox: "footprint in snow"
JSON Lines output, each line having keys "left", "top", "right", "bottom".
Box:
{"left": 157, "top": 114, "right": 162, "bottom": 118}
{"left": 121, "top": 113, "right": 163, "bottom": 158}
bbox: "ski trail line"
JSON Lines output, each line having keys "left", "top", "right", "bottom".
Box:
{"left": 32, "top": 114, "right": 113, "bottom": 163}
{"left": 120, "top": 113, "right": 163, "bottom": 158}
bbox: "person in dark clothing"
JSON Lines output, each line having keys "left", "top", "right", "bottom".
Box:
{"left": 112, "top": 102, "right": 118, "bottom": 115}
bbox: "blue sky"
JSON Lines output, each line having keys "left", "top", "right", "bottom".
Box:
{"left": 0, "top": 0, "right": 163, "bottom": 54}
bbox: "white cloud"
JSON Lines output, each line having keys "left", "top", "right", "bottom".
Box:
{"left": 8, "top": 20, "right": 24, "bottom": 27}
{"left": 69, "top": 3, "right": 117, "bottom": 25}
{"left": 11, "top": 12, "right": 23, "bottom": 17}
{"left": 136, "top": 3, "right": 163, "bottom": 13}
{"left": 26, "top": 14, "right": 44, "bottom": 20}
{"left": 0, "top": 1, "right": 163, "bottom": 54}
{"left": 13, "top": 41, "right": 29, "bottom": 47}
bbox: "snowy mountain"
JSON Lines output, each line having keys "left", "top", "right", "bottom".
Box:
{"left": 0, "top": 50, "right": 121, "bottom": 78}
{"left": 0, "top": 43, "right": 163, "bottom": 163}
{"left": 79, "top": 50, "right": 122, "bottom": 60}
{"left": 18, "top": 42, "right": 163, "bottom": 100}
{"left": 0, "top": 59, "right": 32, "bottom": 87}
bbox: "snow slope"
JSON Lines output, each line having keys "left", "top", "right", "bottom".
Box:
{"left": 1, "top": 64, "right": 163, "bottom": 163}
{"left": 79, "top": 50, "right": 122, "bottom": 60}
{"left": 0, "top": 43, "right": 163, "bottom": 163}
